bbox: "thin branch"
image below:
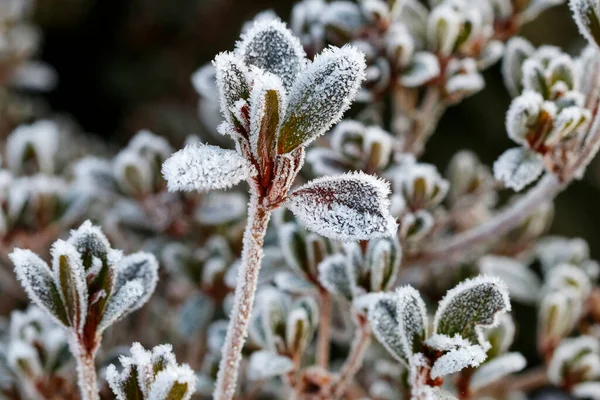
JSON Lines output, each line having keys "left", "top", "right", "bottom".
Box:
{"left": 214, "top": 190, "right": 271, "bottom": 400}
{"left": 332, "top": 314, "right": 371, "bottom": 399}
{"left": 316, "top": 288, "right": 332, "bottom": 369}
{"left": 72, "top": 339, "right": 99, "bottom": 400}
{"left": 474, "top": 367, "right": 548, "bottom": 396}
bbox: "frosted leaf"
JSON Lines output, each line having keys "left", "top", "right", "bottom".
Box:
{"left": 317, "top": 254, "right": 353, "bottom": 299}
{"left": 273, "top": 271, "right": 315, "bottom": 294}
{"left": 445, "top": 70, "right": 485, "bottom": 97}
{"left": 306, "top": 147, "right": 348, "bottom": 176}
{"left": 98, "top": 280, "right": 144, "bottom": 332}
{"left": 365, "top": 236, "right": 402, "bottom": 293}
{"left": 535, "top": 236, "right": 592, "bottom": 275}
{"left": 548, "top": 336, "right": 600, "bottom": 385}
{"left": 538, "top": 290, "right": 581, "bottom": 341}
{"left": 569, "top": 0, "right": 600, "bottom": 49}
{"left": 321, "top": 1, "right": 364, "bottom": 37}
{"left": 424, "top": 334, "right": 472, "bottom": 352}
{"left": 470, "top": 352, "right": 527, "bottom": 390}
{"left": 67, "top": 220, "right": 111, "bottom": 267}
{"left": 249, "top": 72, "right": 286, "bottom": 171}
{"left": 247, "top": 350, "right": 294, "bottom": 381}
{"left": 478, "top": 255, "right": 541, "bottom": 304}
{"left": 6, "top": 120, "right": 60, "bottom": 174}
{"left": 128, "top": 130, "right": 174, "bottom": 162}
{"left": 113, "top": 149, "right": 154, "bottom": 195}
{"left": 51, "top": 240, "right": 88, "bottom": 332}
{"left": 416, "top": 386, "right": 458, "bottom": 400}
{"left": 401, "top": 51, "right": 440, "bottom": 87}
{"left": 195, "top": 192, "right": 247, "bottom": 225}
{"left": 286, "top": 172, "right": 397, "bottom": 241}
{"left": 213, "top": 52, "right": 250, "bottom": 125}
{"left": 483, "top": 314, "right": 517, "bottom": 357}
{"left": 277, "top": 45, "right": 366, "bottom": 154}
{"left": 113, "top": 252, "right": 159, "bottom": 316}
{"left": 427, "top": 3, "right": 461, "bottom": 57}
{"left": 545, "top": 263, "right": 592, "bottom": 299}
{"left": 147, "top": 366, "right": 196, "bottom": 400}
{"left": 10, "top": 249, "right": 69, "bottom": 327}
{"left": 434, "top": 276, "right": 511, "bottom": 349}
{"left": 573, "top": 382, "right": 600, "bottom": 399}
{"left": 430, "top": 344, "right": 487, "bottom": 379}
{"left": 505, "top": 91, "right": 543, "bottom": 145}
{"left": 493, "top": 148, "right": 544, "bottom": 192}
{"left": 162, "top": 143, "right": 256, "bottom": 192}
{"left": 236, "top": 18, "right": 306, "bottom": 90}
{"left": 72, "top": 156, "right": 117, "bottom": 194}
{"left": 368, "top": 286, "right": 427, "bottom": 366}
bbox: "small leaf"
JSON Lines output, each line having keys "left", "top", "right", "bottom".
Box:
{"left": 237, "top": 18, "right": 306, "bottom": 90}
{"left": 493, "top": 147, "right": 544, "bottom": 192}
{"left": 247, "top": 350, "right": 294, "bottom": 381}
{"left": 401, "top": 51, "right": 440, "bottom": 87}
{"left": 470, "top": 352, "right": 527, "bottom": 390}
{"left": 430, "top": 344, "right": 487, "bottom": 379}
{"left": 10, "top": 249, "right": 69, "bottom": 327}
{"left": 318, "top": 253, "right": 353, "bottom": 300}
{"left": 286, "top": 172, "right": 397, "bottom": 241}
{"left": 213, "top": 52, "right": 250, "bottom": 126}
{"left": 569, "top": 0, "right": 600, "bottom": 49}
{"left": 434, "top": 276, "right": 511, "bottom": 349}
{"left": 147, "top": 366, "right": 196, "bottom": 400}
{"left": 368, "top": 286, "right": 427, "bottom": 366}
{"left": 277, "top": 45, "right": 366, "bottom": 154}
{"left": 97, "top": 280, "right": 144, "bottom": 332}
{"left": 162, "top": 143, "right": 256, "bottom": 192}
{"left": 113, "top": 252, "right": 159, "bottom": 315}
{"left": 548, "top": 335, "right": 600, "bottom": 386}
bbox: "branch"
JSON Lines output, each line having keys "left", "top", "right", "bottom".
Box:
{"left": 405, "top": 95, "right": 600, "bottom": 268}
{"left": 473, "top": 367, "right": 548, "bottom": 396}
{"left": 316, "top": 289, "right": 332, "bottom": 369}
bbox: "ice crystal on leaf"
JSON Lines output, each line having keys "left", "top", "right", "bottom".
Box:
{"left": 247, "top": 350, "right": 294, "bottom": 381}
{"left": 106, "top": 343, "right": 196, "bottom": 400}
{"left": 494, "top": 147, "right": 544, "bottom": 191}
{"left": 285, "top": 172, "right": 397, "bottom": 241}
{"left": 433, "top": 276, "right": 511, "bottom": 350}
{"left": 277, "top": 46, "right": 366, "bottom": 154}
{"left": 429, "top": 344, "right": 487, "bottom": 379}
{"left": 236, "top": 18, "right": 306, "bottom": 90}
{"left": 213, "top": 52, "right": 250, "bottom": 126}
{"left": 479, "top": 255, "right": 541, "bottom": 304}
{"left": 569, "top": 0, "right": 600, "bottom": 49}
{"left": 162, "top": 143, "right": 256, "bottom": 192}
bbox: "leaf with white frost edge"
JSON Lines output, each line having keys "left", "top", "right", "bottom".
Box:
{"left": 277, "top": 46, "right": 366, "bottom": 154}
{"left": 479, "top": 255, "right": 541, "bottom": 304}
{"left": 113, "top": 252, "right": 159, "bottom": 316}
{"left": 434, "top": 276, "right": 511, "bottom": 349}
{"left": 401, "top": 52, "right": 440, "bottom": 87}
{"left": 502, "top": 37, "right": 535, "bottom": 97}
{"left": 247, "top": 350, "right": 294, "bottom": 381}
{"left": 318, "top": 254, "right": 353, "bottom": 299}
{"left": 10, "top": 249, "right": 69, "bottom": 327}
{"left": 52, "top": 240, "right": 88, "bottom": 332}
{"left": 368, "top": 287, "right": 427, "bottom": 366}
{"left": 570, "top": 0, "right": 600, "bottom": 49}
{"left": 430, "top": 344, "right": 487, "bottom": 379}
{"left": 147, "top": 366, "right": 196, "bottom": 400}
{"left": 286, "top": 172, "right": 397, "bottom": 241}
{"left": 97, "top": 280, "right": 144, "bottom": 333}
{"left": 573, "top": 382, "right": 600, "bottom": 400}
{"left": 548, "top": 335, "right": 600, "bottom": 385}
{"left": 213, "top": 52, "right": 250, "bottom": 126}
{"left": 494, "top": 148, "right": 544, "bottom": 192}
{"left": 236, "top": 19, "right": 306, "bottom": 90}
{"left": 470, "top": 352, "right": 527, "bottom": 390}
{"left": 162, "top": 143, "right": 256, "bottom": 192}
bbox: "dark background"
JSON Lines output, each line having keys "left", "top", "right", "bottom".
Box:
{"left": 36, "top": 0, "right": 600, "bottom": 255}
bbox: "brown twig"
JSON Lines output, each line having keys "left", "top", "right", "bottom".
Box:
{"left": 316, "top": 288, "right": 332, "bottom": 369}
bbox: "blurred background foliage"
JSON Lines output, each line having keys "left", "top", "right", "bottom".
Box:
{"left": 34, "top": 0, "right": 600, "bottom": 256}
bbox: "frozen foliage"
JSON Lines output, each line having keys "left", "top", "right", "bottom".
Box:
{"left": 106, "top": 343, "right": 196, "bottom": 400}
{"left": 247, "top": 350, "right": 294, "bottom": 381}
{"left": 548, "top": 336, "right": 600, "bottom": 386}
{"left": 470, "top": 352, "right": 527, "bottom": 390}
{"left": 277, "top": 46, "right": 366, "bottom": 153}
{"left": 286, "top": 172, "right": 397, "bottom": 241}
{"left": 494, "top": 147, "right": 544, "bottom": 191}
{"left": 429, "top": 344, "right": 487, "bottom": 379}
{"left": 162, "top": 143, "right": 256, "bottom": 192}
{"left": 368, "top": 286, "right": 427, "bottom": 366}
{"left": 434, "top": 276, "right": 511, "bottom": 349}
{"left": 6, "top": 120, "right": 60, "bottom": 174}
{"left": 236, "top": 19, "right": 306, "bottom": 90}
{"left": 569, "top": 0, "right": 600, "bottom": 49}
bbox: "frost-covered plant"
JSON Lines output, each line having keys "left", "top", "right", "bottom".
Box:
{"left": 9, "top": 220, "right": 159, "bottom": 400}
{"left": 106, "top": 343, "right": 196, "bottom": 400}
{"left": 162, "top": 18, "right": 396, "bottom": 400}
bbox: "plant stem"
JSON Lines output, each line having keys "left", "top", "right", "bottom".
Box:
{"left": 332, "top": 314, "right": 371, "bottom": 399}
{"left": 214, "top": 191, "right": 271, "bottom": 400}
{"left": 474, "top": 367, "right": 548, "bottom": 396}
{"left": 73, "top": 340, "right": 99, "bottom": 400}
{"left": 316, "top": 288, "right": 332, "bottom": 369}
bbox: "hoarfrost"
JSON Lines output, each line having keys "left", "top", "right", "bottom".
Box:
{"left": 470, "top": 352, "right": 527, "bottom": 390}
{"left": 429, "top": 344, "right": 487, "bottom": 379}
{"left": 493, "top": 147, "right": 544, "bottom": 191}
{"left": 247, "top": 350, "right": 294, "bottom": 381}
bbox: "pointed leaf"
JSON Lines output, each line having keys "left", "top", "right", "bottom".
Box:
{"left": 162, "top": 143, "right": 256, "bottom": 192}
{"left": 478, "top": 255, "right": 541, "bottom": 304}
{"left": 434, "top": 276, "right": 511, "bottom": 349}
{"left": 277, "top": 46, "right": 366, "bottom": 154}
{"left": 318, "top": 253, "right": 353, "bottom": 300}
{"left": 213, "top": 52, "right": 251, "bottom": 126}
{"left": 430, "top": 344, "right": 487, "bottom": 379}
{"left": 237, "top": 18, "right": 306, "bottom": 90}
{"left": 113, "top": 252, "right": 159, "bottom": 315}
{"left": 570, "top": 0, "right": 600, "bottom": 49}
{"left": 286, "top": 172, "right": 397, "bottom": 241}
{"left": 493, "top": 147, "right": 544, "bottom": 192}
{"left": 10, "top": 249, "right": 69, "bottom": 327}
